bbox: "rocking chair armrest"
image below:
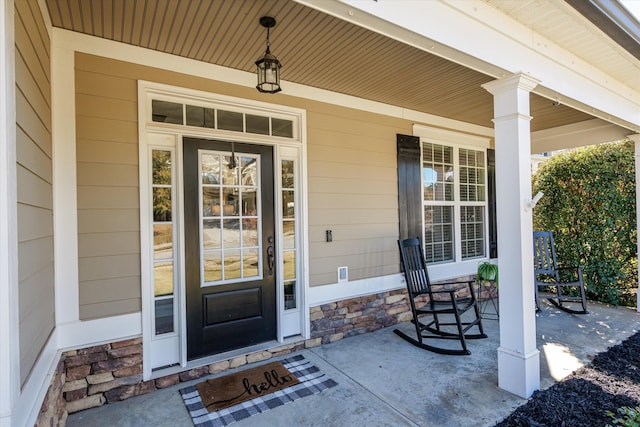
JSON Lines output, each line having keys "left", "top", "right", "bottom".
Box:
{"left": 556, "top": 265, "right": 583, "bottom": 272}
{"left": 430, "top": 281, "right": 476, "bottom": 301}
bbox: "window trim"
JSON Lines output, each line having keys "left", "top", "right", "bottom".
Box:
{"left": 412, "top": 125, "right": 491, "bottom": 278}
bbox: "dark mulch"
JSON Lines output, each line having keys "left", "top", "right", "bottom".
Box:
{"left": 496, "top": 331, "right": 640, "bottom": 427}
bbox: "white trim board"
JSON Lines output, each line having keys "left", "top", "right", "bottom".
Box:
{"left": 0, "top": 1, "right": 19, "bottom": 426}
{"left": 309, "top": 261, "right": 479, "bottom": 307}
{"left": 6, "top": 331, "right": 59, "bottom": 427}
{"left": 56, "top": 313, "right": 142, "bottom": 350}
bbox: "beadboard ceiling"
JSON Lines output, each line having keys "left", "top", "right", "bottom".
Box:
{"left": 45, "top": 0, "right": 623, "bottom": 132}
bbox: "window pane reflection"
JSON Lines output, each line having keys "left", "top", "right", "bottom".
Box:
{"left": 223, "top": 219, "right": 240, "bottom": 248}
{"left": 218, "top": 110, "right": 243, "bottom": 132}
{"left": 282, "top": 190, "right": 294, "bottom": 218}
{"left": 224, "top": 250, "right": 241, "bottom": 279}
{"left": 201, "top": 153, "right": 220, "bottom": 185}
{"left": 272, "top": 118, "right": 293, "bottom": 138}
{"left": 222, "top": 189, "right": 239, "bottom": 216}
{"left": 243, "top": 248, "right": 259, "bottom": 278}
{"left": 203, "top": 219, "right": 221, "bottom": 249}
{"left": 240, "top": 157, "right": 257, "bottom": 186}
{"left": 154, "top": 298, "right": 174, "bottom": 334}
{"left": 153, "top": 224, "right": 173, "bottom": 260}
{"left": 203, "top": 251, "right": 222, "bottom": 282}
{"left": 186, "top": 105, "right": 214, "bottom": 128}
{"left": 152, "top": 151, "right": 172, "bottom": 185}
{"left": 152, "top": 100, "right": 183, "bottom": 124}
{"left": 282, "top": 160, "right": 294, "bottom": 188}
{"left": 154, "top": 261, "right": 173, "bottom": 296}
{"left": 246, "top": 114, "right": 269, "bottom": 135}
{"left": 283, "top": 250, "right": 296, "bottom": 280}
{"left": 283, "top": 221, "right": 295, "bottom": 249}
{"left": 153, "top": 188, "right": 172, "bottom": 222}
{"left": 202, "top": 188, "right": 221, "bottom": 217}
{"left": 284, "top": 281, "right": 296, "bottom": 310}
{"left": 242, "top": 189, "right": 257, "bottom": 216}
{"left": 242, "top": 218, "right": 258, "bottom": 246}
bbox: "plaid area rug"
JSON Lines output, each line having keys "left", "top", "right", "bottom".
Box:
{"left": 180, "top": 355, "right": 338, "bottom": 427}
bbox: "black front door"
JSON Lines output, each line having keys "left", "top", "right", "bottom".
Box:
{"left": 183, "top": 138, "right": 276, "bottom": 359}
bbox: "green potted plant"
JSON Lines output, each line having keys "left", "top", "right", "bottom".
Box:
{"left": 476, "top": 261, "right": 499, "bottom": 319}
{"left": 477, "top": 261, "right": 498, "bottom": 283}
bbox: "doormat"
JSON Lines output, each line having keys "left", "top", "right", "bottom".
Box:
{"left": 180, "top": 355, "right": 338, "bottom": 427}
{"left": 196, "top": 360, "right": 301, "bottom": 412}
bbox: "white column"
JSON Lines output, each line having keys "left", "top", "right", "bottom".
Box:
{"left": 629, "top": 134, "right": 640, "bottom": 312}
{"left": 0, "top": 1, "right": 19, "bottom": 426}
{"left": 482, "top": 73, "right": 540, "bottom": 398}
{"left": 51, "top": 35, "right": 80, "bottom": 326}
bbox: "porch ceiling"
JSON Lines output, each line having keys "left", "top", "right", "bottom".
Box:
{"left": 45, "top": 0, "right": 596, "bottom": 132}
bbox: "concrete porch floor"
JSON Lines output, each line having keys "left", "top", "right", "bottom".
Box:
{"left": 67, "top": 300, "right": 640, "bottom": 427}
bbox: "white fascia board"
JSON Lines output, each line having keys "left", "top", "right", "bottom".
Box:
{"left": 52, "top": 28, "right": 493, "bottom": 138}
{"left": 298, "top": 0, "right": 640, "bottom": 131}
{"left": 531, "top": 118, "right": 631, "bottom": 153}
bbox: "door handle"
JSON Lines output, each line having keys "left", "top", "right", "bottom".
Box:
{"left": 267, "top": 245, "right": 275, "bottom": 276}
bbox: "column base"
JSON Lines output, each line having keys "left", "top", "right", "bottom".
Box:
{"left": 498, "top": 346, "right": 540, "bottom": 398}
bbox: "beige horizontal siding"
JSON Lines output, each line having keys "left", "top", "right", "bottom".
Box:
{"left": 78, "top": 254, "right": 140, "bottom": 282}
{"left": 16, "top": 90, "right": 50, "bottom": 155}
{"left": 15, "top": 0, "right": 54, "bottom": 385}
{"left": 17, "top": 204, "right": 53, "bottom": 242}
{"left": 79, "top": 277, "right": 142, "bottom": 305}
{"left": 77, "top": 232, "right": 140, "bottom": 257}
{"left": 77, "top": 163, "right": 139, "bottom": 187}
{"left": 77, "top": 139, "right": 139, "bottom": 165}
{"left": 74, "top": 51, "right": 415, "bottom": 317}
{"left": 306, "top": 106, "right": 410, "bottom": 286}
{"left": 79, "top": 299, "right": 141, "bottom": 321}
{"left": 77, "top": 209, "right": 140, "bottom": 234}
{"left": 76, "top": 54, "right": 142, "bottom": 319}
{"left": 76, "top": 116, "right": 138, "bottom": 143}
{"left": 16, "top": 164, "right": 52, "bottom": 209}
{"left": 16, "top": 127, "right": 52, "bottom": 182}
{"left": 76, "top": 69, "right": 137, "bottom": 101}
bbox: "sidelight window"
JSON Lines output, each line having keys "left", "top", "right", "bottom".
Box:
{"left": 151, "top": 149, "right": 176, "bottom": 335}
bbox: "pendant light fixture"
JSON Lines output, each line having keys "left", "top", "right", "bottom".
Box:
{"left": 255, "top": 16, "right": 282, "bottom": 94}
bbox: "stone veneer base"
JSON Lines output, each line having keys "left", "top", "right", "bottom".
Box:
{"left": 36, "top": 276, "right": 483, "bottom": 425}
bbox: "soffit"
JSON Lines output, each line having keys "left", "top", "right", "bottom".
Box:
{"left": 45, "top": 0, "right": 593, "bottom": 132}
{"left": 485, "top": 0, "right": 640, "bottom": 93}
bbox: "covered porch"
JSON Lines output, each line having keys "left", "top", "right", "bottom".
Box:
{"left": 3, "top": 1, "right": 640, "bottom": 425}
{"left": 65, "top": 301, "right": 640, "bottom": 426}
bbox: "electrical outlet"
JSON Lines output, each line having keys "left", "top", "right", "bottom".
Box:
{"left": 338, "top": 266, "right": 348, "bottom": 283}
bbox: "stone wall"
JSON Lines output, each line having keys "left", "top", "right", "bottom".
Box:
{"left": 36, "top": 338, "right": 312, "bottom": 424}
{"left": 36, "top": 357, "right": 67, "bottom": 426}
{"left": 309, "top": 277, "right": 478, "bottom": 344}
{"left": 37, "top": 276, "right": 485, "bottom": 424}
{"left": 309, "top": 289, "right": 412, "bottom": 344}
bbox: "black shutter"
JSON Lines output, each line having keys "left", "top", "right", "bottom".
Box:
{"left": 397, "top": 134, "right": 422, "bottom": 241}
{"left": 487, "top": 149, "right": 498, "bottom": 258}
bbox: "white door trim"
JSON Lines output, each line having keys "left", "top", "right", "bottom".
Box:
{"left": 138, "top": 81, "right": 309, "bottom": 379}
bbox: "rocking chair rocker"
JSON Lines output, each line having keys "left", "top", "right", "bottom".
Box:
{"left": 533, "top": 231, "right": 588, "bottom": 314}
{"left": 394, "top": 238, "right": 487, "bottom": 355}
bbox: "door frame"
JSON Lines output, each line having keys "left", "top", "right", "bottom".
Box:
{"left": 138, "top": 81, "right": 309, "bottom": 380}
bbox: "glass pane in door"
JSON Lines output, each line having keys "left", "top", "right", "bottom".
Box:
{"left": 200, "top": 149, "right": 262, "bottom": 285}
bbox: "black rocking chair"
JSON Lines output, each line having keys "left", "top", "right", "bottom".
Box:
{"left": 533, "top": 231, "right": 588, "bottom": 314}
{"left": 394, "top": 238, "right": 487, "bottom": 355}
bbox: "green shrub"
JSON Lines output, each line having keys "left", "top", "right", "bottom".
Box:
{"left": 532, "top": 141, "right": 637, "bottom": 306}
{"left": 607, "top": 405, "right": 640, "bottom": 427}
